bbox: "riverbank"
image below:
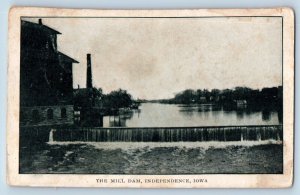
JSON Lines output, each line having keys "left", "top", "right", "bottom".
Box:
{"left": 20, "top": 141, "right": 283, "bottom": 174}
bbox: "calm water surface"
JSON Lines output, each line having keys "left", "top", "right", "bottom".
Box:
{"left": 103, "top": 103, "right": 281, "bottom": 127}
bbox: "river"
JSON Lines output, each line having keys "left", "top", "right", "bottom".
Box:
{"left": 103, "top": 103, "right": 281, "bottom": 127}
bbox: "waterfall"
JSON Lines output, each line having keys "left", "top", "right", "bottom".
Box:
{"left": 48, "top": 129, "right": 55, "bottom": 142}
{"left": 50, "top": 125, "right": 283, "bottom": 143}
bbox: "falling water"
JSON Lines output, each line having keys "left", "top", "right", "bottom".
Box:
{"left": 48, "top": 129, "right": 55, "bottom": 142}
{"left": 49, "top": 125, "right": 283, "bottom": 142}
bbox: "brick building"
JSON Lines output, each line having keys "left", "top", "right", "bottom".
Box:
{"left": 20, "top": 19, "right": 79, "bottom": 126}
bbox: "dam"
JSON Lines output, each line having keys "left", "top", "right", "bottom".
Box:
{"left": 49, "top": 125, "right": 282, "bottom": 142}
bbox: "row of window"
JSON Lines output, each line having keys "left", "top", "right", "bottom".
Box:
{"left": 32, "top": 108, "right": 67, "bottom": 121}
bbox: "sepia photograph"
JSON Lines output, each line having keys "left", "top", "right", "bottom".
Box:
{"left": 6, "top": 7, "right": 294, "bottom": 188}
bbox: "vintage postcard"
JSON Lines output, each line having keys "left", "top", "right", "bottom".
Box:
{"left": 7, "top": 7, "right": 294, "bottom": 188}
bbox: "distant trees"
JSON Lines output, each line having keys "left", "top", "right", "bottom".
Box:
{"left": 74, "top": 85, "right": 283, "bottom": 112}
{"left": 161, "top": 86, "right": 283, "bottom": 111}
{"left": 174, "top": 89, "right": 195, "bottom": 104}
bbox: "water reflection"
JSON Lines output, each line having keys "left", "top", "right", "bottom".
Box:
{"left": 262, "top": 110, "right": 271, "bottom": 121}
{"left": 236, "top": 109, "right": 245, "bottom": 120}
{"left": 107, "top": 109, "right": 137, "bottom": 127}
{"left": 103, "top": 103, "right": 282, "bottom": 127}
{"left": 108, "top": 116, "right": 127, "bottom": 127}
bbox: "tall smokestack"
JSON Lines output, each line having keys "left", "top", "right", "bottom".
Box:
{"left": 86, "top": 54, "right": 93, "bottom": 88}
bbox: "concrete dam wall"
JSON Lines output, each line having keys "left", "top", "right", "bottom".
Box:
{"left": 49, "top": 125, "right": 282, "bottom": 142}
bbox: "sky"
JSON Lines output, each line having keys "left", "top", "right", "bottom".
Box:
{"left": 24, "top": 17, "right": 282, "bottom": 100}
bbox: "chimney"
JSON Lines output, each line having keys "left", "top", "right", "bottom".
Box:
{"left": 38, "top": 19, "right": 43, "bottom": 25}
{"left": 86, "top": 54, "right": 93, "bottom": 88}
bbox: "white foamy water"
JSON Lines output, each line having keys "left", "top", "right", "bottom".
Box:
{"left": 47, "top": 140, "right": 282, "bottom": 151}
{"left": 48, "top": 129, "right": 55, "bottom": 142}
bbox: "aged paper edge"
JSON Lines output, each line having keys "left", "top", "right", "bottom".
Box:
{"left": 6, "top": 7, "right": 295, "bottom": 188}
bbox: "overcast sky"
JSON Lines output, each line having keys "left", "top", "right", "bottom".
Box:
{"left": 24, "top": 17, "right": 282, "bottom": 100}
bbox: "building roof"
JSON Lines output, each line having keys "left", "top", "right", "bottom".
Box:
{"left": 21, "top": 20, "right": 61, "bottom": 35}
{"left": 58, "top": 52, "right": 79, "bottom": 63}
{"left": 58, "top": 52, "right": 79, "bottom": 73}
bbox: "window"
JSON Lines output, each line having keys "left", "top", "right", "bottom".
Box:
{"left": 47, "top": 109, "right": 54, "bottom": 119}
{"left": 61, "top": 108, "right": 67, "bottom": 118}
{"left": 32, "top": 109, "right": 39, "bottom": 122}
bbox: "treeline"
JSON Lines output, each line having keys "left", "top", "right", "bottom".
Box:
{"left": 159, "top": 86, "right": 283, "bottom": 110}
{"left": 74, "top": 88, "right": 137, "bottom": 109}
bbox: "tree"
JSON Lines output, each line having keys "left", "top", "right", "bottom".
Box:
{"left": 105, "top": 89, "right": 133, "bottom": 109}
{"left": 73, "top": 87, "right": 103, "bottom": 108}
{"left": 233, "top": 87, "right": 252, "bottom": 100}
{"left": 173, "top": 89, "right": 196, "bottom": 104}
{"left": 211, "top": 89, "right": 221, "bottom": 102}
{"left": 195, "top": 89, "right": 203, "bottom": 103}
{"left": 203, "top": 89, "right": 210, "bottom": 102}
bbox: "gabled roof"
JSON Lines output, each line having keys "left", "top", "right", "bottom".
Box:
{"left": 58, "top": 52, "right": 79, "bottom": 63}
{"left": 58, "top": 52, "right": 79, "bottom": 73}
{"left": 21, "top": 20, "right": 61, "bottom": 35}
